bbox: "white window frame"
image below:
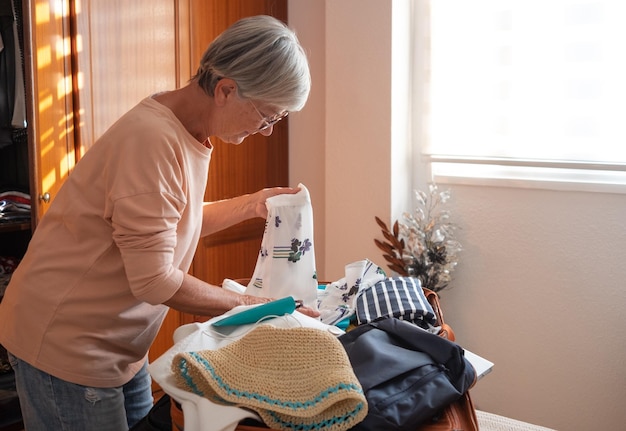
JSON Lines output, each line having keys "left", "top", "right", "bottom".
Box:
{"left": 411, "top": 0, "right": 626, "bottom": 194}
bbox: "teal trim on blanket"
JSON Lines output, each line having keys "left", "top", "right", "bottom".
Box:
{"left": 265, "top": 402, "right": 365, "bottom": 430}
{"left": 177, "top": 357, "right": 203, "bottom": 396}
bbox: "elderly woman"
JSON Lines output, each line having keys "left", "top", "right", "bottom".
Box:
{"left": 0, "top": 15, "right": 316, "bottom": 430}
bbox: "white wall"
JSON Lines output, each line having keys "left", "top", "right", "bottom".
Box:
{"left": 439, "top": 185, "right": 626, "bottom": 431}
{"left": 287, "top": 2, "right": 327, "bottom": 277}
{"left": 289, "top": 1, "right": 626, "bottom": 431}
{"left": 289, "top": 0, "right": 396, "bottom": 280}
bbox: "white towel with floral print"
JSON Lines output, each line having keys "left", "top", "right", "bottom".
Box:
{"left": 245, "top": 184, "right": 318, "bottom": 309}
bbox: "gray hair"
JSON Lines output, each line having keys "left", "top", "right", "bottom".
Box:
{"left": 193, "top": 15, "right": 311, "bottom": 112}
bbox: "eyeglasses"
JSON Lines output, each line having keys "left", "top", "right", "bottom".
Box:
{"left": 249, "top": 100, "right": 289, "bottom": 132}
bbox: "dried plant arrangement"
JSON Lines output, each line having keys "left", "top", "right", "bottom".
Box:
{"left": 374, "top": 184, "right": 462, "bottom": 292}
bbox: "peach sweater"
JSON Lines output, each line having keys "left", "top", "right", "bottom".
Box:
{"left": 0, "top": 97, "right": 211, "bottom": 387}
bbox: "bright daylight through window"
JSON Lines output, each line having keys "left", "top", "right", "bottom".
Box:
{"left": 414, "top": 0, "right": 626, "bottom": 192}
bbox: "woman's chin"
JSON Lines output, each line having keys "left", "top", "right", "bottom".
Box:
{"left": 222, "top": 134, "right": 248, "bottom": 145}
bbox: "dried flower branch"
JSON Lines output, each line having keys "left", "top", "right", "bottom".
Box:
{"left": 374, "top": 184, "right": 461, "bottom": 292}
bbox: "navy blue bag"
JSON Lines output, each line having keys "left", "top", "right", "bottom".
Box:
{"left": 338, "top": 316, "right": 476, "bottom": 431}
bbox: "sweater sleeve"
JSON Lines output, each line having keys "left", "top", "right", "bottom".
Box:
{"left": 111, "top": 190, "right": 187, "bottom": 304}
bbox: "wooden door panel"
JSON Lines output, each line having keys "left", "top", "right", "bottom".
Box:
{"left": 24, "top": 0, "right": 76, "bottom": 222}
{"left": 72, "top": 0, "right": 179, "bottom": 154}
{"left": 188, "top": 0, "right": 288, "bottom": 68}
{"left": 194, "top": 225, "right": 265, "bottom": 286}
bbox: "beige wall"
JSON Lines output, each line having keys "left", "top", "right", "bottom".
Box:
{"left": 289, "top": 1, "right": 626, "bottom": 430}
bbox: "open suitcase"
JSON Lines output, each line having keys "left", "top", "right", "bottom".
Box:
{"left": 168, "top": 287, "right": 478, "bottom": 431}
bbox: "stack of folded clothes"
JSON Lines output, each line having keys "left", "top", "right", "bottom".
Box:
{"left": 0, "top": 190, "right": 30, "bottom": 224}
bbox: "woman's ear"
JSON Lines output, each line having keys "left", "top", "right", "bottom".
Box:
{"left": 214, "top": 78, "right": 238, "bottom": 106}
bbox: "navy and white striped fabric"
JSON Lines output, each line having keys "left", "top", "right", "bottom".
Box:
{"left": 355, "top": 277, "right": 438, "bottom": 330}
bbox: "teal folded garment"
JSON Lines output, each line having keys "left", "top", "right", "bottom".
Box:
{"left": 212, "top": 296, "right": 296, "bottom": 327}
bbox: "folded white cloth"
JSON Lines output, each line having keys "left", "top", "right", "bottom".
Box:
{"left": 148, "top": 306, "right": 344, "bottom": 431}
{"left": 317, "top": 259, "right": 386, "bottom": 326}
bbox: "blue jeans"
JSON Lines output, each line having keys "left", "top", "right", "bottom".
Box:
{"left": 8, "top": 353, "right": 153, "bottom": 430}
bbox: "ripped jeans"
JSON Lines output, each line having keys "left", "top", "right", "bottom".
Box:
{"left": 8, "top": 352, "right": 153, "bottom": 431}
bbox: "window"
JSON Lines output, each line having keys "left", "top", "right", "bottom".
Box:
{"left": 413, "top": 0, "right": 626, "bottom": 192}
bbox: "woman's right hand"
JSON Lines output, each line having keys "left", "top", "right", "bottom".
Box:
{"left": 295, "top": 305, "right": 321, "bottom": 319}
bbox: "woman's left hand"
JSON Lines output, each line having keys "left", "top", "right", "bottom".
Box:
{"left": 201, "top": 186, "right": 300, "bottom": 237}
{"left": 251, "top": 186, "right": 300, "bottom": 219}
